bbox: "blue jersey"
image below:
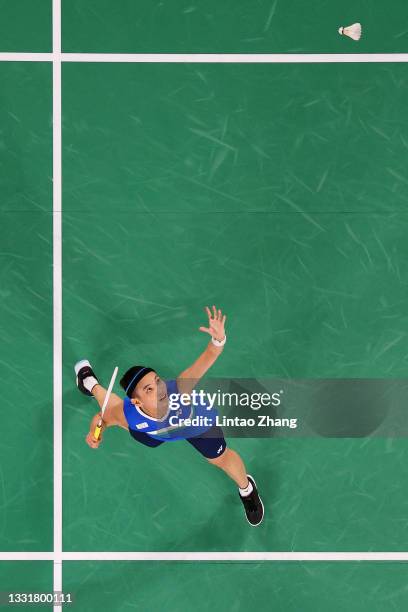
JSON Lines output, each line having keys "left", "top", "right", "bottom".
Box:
{"left": 123, "top": 380, "right": 218, "bottom": 441}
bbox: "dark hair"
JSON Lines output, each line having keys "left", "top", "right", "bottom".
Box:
{"left": 119, "top": 366, "right": 155, "bottom": 398}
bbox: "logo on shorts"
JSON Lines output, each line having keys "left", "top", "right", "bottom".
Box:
{"left": 217, "top": 445, "right": 224, "bottom": 454}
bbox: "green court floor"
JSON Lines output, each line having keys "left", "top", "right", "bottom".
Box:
{"left": 62, "top": 63, "right": 408, "bottom": 216}
{"left": 62, "top": 0, "right": 408, "bottom": 54}
{"left": 0, "top": 562, "right": 53, "bottom": 610}
{"left": 0, "top": 0, "right": 51, "bottom": 53}
{"left": 62, "top": 62, "right": 408, "bottom": 551}
{"left": 0, "top": 62, "right": 53, "bottom": 552}
{"left": 63, "top": 561, "right": 408, "bottom": 611}
{"left": 63, "top": 435, "right": 408, "bottom": 551}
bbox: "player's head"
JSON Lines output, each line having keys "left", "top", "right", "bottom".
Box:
{"left": 120, "top": 365, "right": 167, "bottom": 412}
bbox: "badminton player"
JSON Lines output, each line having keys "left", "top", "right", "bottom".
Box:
{"left": 75, "top": 306, "right": 264, "bottom": 526}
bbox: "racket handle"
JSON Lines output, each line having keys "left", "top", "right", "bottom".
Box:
{"left": 93, "top": 418, "right": 103, "bottom": 441}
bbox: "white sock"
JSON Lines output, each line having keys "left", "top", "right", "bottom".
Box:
{"left": 239, "top": 479, "right": 253, "bottom": 497}
{"left": 83, "top": 376, "right": 98, "bottom": 393}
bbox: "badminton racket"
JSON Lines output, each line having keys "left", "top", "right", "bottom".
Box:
{"left": 93, "top": 366, "right": 118, "bottom": 441}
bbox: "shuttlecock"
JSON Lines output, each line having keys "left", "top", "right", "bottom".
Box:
{"left": 338, "top": 23, "right": 362, "bottom": 41}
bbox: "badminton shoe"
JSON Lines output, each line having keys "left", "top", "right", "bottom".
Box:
{"left": 75, "top": 359, "right": 99, "bottom": 396}
{"left": 239, "top": 475, "right": 264, "bottom": 526}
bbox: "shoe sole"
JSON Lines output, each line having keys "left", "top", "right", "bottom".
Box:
{"left": 74, "top": 359, "right": 96, "bottom": 397}
{"left": 74, "top": 359, "right": 91, "bottom": 376}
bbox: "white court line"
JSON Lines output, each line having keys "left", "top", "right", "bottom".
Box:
{"left": 2, "top": 552, "right": 408, "bottom": 561}
{"left": 52, "top": 0, "right": 62, "bottom": 605}
{"left": 1, "top": 52, "right": 408, "bottom": 63}
{"left": 0, "top": 53, "right": 53, "bottom": 61}
{"left": 61, "top": 53, "right": 408, "bottom": 63}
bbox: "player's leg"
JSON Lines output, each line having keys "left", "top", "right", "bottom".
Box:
{"left": 187, "top": 426, "right": 264, "bottom": 526}
{"left": 75, "top": 359, "right": 122, "bottom": 414}
{"left": 207, "top": 447, "right": 248, "bottom": 488}
{"left": 208, "top": 447, "right": 264, "bottom": 526}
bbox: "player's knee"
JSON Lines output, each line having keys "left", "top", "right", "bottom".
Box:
{"left": 207, "top": 447, "right": 229, "bottom": 467}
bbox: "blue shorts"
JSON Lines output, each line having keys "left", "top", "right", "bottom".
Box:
{"left": 128, "top": 425, "right": 227, "bottom": 459}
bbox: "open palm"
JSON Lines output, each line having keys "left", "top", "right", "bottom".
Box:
{"left": 199, "top": 305, "right": 226, "bottom": 342}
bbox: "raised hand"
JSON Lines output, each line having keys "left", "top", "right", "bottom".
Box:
{"left": 199, "top": 305, "right": 226, "bottom": 342}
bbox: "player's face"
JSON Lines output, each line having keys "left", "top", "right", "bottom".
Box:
{"left": 133, "top": 371, "right": 168, "bottom": 413}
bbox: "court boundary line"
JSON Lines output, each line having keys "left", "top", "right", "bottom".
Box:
{"left": 1, "top": 52, "right": 408, "bottom": 63}
{"left": 2, "top": 552, "right": 408, "bottom": 561}
{"left": 52, "top": 0, "right": 62, "bottom": 606}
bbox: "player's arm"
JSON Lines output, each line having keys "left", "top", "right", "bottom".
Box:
{"left": 176, "top": 306, "right": 226, "bottom": 395}
{"left": 86, "top": 392, "right": 128, "bottom": 448}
